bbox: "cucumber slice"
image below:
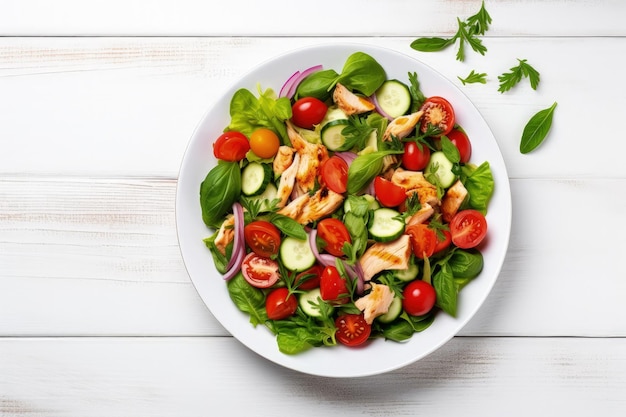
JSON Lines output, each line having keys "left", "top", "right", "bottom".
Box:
{"left": 320, "top": 119, "right": 350, "bottom": 151}
{"left": 377, "top": 295, "right": 402, "bottom": 323}
{"left": 394, "top": 263, "right": 419, "bottom": 282}
{"left": 241, "top": 162, "right": 272, "bottom": 196}
{"left": 280, "top": 236, "right": 316, "bottom": 272}
{"left": 375, "top": 80, "right": 412, "bottom": 118}
{"left": 299, "top": 288, "right": 333, "bottom": 317}
{"left": 368, "top": 208, "right": 405, "bottom": 242}
{"left": 247, "top": 183, "right": 277, "bottom": 212}
{"left": 426, "top": 151, "right": 456, "bottom": 189}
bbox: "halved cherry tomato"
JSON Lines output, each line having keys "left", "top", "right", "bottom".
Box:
{"left": 321, "top": 156, "right": 348, "bottom": 194}
{"left": 265, "top": 287, "right": 298, "bottom": 320}
{"left": 406, "top": 223, "right": 438, "bottom": 259}
{"left": 213, "top": 131, "right": 250, "bottom": 162}
{"left": 291, "top": 97, "right": 328, "bottom": 129}
{"left": 294, "top": 264, "right": 324, "bottom": 290}
{"left": 450, "top": 209, "right": 488, "bottom": 249}
{"left": 419, "top": 96, "right": 455, "bottom": 137}
{"left": 335, "top": 313, "right": 371, "bottom": 347}
{"left": 249, "top": 128, "right": 280, "bottom": 159}
{"left": 244, "top": 220, "right": 281, "bottom": 258}
{"left": 433, "top": 228, "right": 452, "bottom": 254}
{"left": 402, "top": 280, "right": 436, "bottom": 316}
{"left": 402, "top": 141, "right": 431, "bottom": 171}
{"left": 447, "top": 128, "right": 472, "bottom": 164}
{"left": 317, "top": 218, "right": 351, "bottom": 257}
{"left": 319, "top": 265, "right": 350, "bottom": 305}
{"left": 241, "top": 252, "right": 280, "bottom": 288}
{"left": 374, "top": 176, "right": 407, "bottom": 207}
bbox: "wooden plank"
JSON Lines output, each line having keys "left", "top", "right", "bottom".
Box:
{"left": 2, "top": 0, "right": 626, "bottom": 36}
{"left": 1, "top": 177, "right": 624, "bottom": 337}
{"left": 0, "top": 336, "right": 624, "bottom": 416}
{"left": 1, "top": 36, "right": 625, "bottom": 179}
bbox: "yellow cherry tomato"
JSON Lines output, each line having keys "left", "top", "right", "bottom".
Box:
{"left": 250, "top": 128, "right": 280, "bottom": 159}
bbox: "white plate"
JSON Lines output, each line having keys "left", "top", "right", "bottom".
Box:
{"left": 176, "top": 43, "right": 512, "bottom": 378}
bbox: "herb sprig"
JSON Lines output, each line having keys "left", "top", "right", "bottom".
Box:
{"left": 498, "top": 59, "right": 541, "bottom": 93}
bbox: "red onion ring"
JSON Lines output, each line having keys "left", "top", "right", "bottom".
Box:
{"left": 223, "top": 202, "right": 245, "bottom": 280}
{"left": 279, "top": 71, "right": 300, "bottom": 98}
{"left": 371, "top": 93, "right": 394, "bottom": 121}
{"left": 335, "top": 151, "right": 358, "bottom": 167}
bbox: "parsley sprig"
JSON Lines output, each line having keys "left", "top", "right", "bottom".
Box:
{"left": 498, "top": 59, "right": 541, "bottom": 93}
{"left": 410, "top": 0, "right": 492, "bottom": 62}
{"left": 458, "top": 70, "right": 487, "bottom": 85}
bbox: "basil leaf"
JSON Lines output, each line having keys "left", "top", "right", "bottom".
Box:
{"left": 520, "top": 102, "right": 557, "bottom": 154}
{"left": 200, "top": 162, "right": 241, "bottom": 228}
{"left": 440, "top": 135, "right": 461, "bottom": 164}
{"left": 336, "top": 52, "right": 386, "bottom": 96}
{"left": 269, "top": 213, "right": 307, "bottom": 240}
{"left": 410, "top": 37, "right": 455, "bottom": 53}
{"left": 433, "top": 263, "right": 458, "bottom": 317}
{"left": 295, "top": 69, "right": 339, "bottom": 101}
{"left": 461, "top": 161, "right": 494, "bottom": 214}
{"left": 448, "top": 248, "right": 483, "bottom": 280}
{"left": 227, "top": 272, "right": 267, "bottom": 327}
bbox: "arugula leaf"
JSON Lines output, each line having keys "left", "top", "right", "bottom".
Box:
{"left": 520, "top": 102, "right": 558, "bottom": 154}
{"left": 498, "top": 59, "right": 541, "bottom": 93}
{"left": 458, "top": 70, "right": 488, "bottom": 85}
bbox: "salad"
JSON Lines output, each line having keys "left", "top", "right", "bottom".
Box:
{"left": 200, "top": 51, "right": 494, "bottom": 355}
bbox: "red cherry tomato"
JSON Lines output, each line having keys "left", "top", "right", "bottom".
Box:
{"left": 317, "top": 218, "right": 351, "bottom": 257}
{"left": 249, "top": 128, "right": 280, "bottom": 159}
{"left": 447, "top": 128, "right": 472, "bottom": 164}
{"left": 319, "top": 265, "right": 350, "bottom": 305}
{"left": 433, "top": 228, "right": 452, "bottom": 254}
{"left": 241, "top": 252, "right": 280, "bottom": 288}
{"left": 406, "top": 223, "right": 438, "bottom": 259}
{"left": 265, "top": 287, "right": 298, "bottom": 320}
{"left": 402, "top": 141, "right": 431, "bottom": 171}
{"left": 419, "top": 96, "right": 455, "bottom": 137}
{"left": 213, "top": 131, "right": 250, "bottom": 162}
{"left": 320, "top": 156, "right": 348, "bottom": 194}
{"left": 291, "top": 97, "right": 328, "bottom": 129}
{"left": 294, "top": 264, "right": 324, "bottom": 290}
{"left": 402, "top": 280, "right": 436, "bottom": 316}
{"left": 374, "top": 176, "right": 407, "bottom": 207}
{"left": 449, "top": 209, "right": 488, "bottom": 249}
{"left": 335, "top": 313, "right": 371, "bottom": 347}
{"left": 244, "top": 220, "right": 281, "bottom": 258}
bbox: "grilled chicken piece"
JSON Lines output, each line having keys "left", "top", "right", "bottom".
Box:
{"left": 333, "top": 83, "right": 375, "bottom": 115}
{"left": 213, "top": 215, "right": 235, "bottom": 255}
{"left": 275, "top": 152, "right": 300, "bottom": 208}
{"left": 383, "top": 111, "right": 423, "bottom": 141}
{"left": 406, "top": 203, "right": 435, "bottom": 226}
{"left": 441, "top": 180, "right": 468, "bottom": 222}
{"left": 286, "top": 121, "right": 329, "bottom": 197}
{"left": 358, "top": 235, "right": 411, "bottom": 281}
{"left": 354, "top": 283, "right": 395, "bottom": 324}
{"left": 277, "top": 187, "right": 344, "bottom": 225}
{"left": 273, "top": 146, "right": 295, "bottom": 176}
{"left": 391, "top": 168, "right": 440, "bottom": 207}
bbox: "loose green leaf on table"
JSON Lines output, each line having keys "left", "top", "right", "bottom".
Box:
{"left": 498, "top": 59, "right": 541, "bottom": 93}
{"left": 520, "top": 102, "right": 558, "bottom": 154}
{"left": 458, "top": 70, "right": 487, "bottom": 85}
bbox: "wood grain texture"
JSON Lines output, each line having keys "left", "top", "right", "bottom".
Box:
{"left": 0, "top": 337, "right": 624, "bottom": 416}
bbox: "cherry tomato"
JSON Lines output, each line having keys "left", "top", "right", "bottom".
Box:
{"left": 213, "top": 131, "right": 250, "bottom": 162}
{"left": 320, "top": 156, "right": 348, "bottom": 194}
{"left": 374, "top": 176, "right": 407, "bottom": 208}
{"left": 291, "top": 97, "right": 328, "bottom": 129}
{"left": 244, "top": 220, "right": 281, "bottom": 258}
{"left": 319, "top": 265, "right": 350, "bottom": 305}
{"left": 249, "top": 128, "right": 280, "bottom": 159}
{"left": 241, "top": 252, "right": 280, "bottom": 288}
{"left": 449, "top": 209, "right": 488, "bottom": 249}
{"left": 335, "top": 313, "right": 371, "bottom": 347}
{"left": 433, "top": 228, "right": 452, "bottom": 254}
{"left": 419, "top": 96, "right": 455, "bottom": 137}
{"left": 265, "top": 287, "right": 298, "bottom": 320}
{"left": 447, "top": 128, "right": 472, "bottom": 164}
{"left": 402, "top": 280, "right": 436, "bottom": 316}
{"left": 294, "top": 264, "right": 324, "bottom": 290}
{"left": 402, "top": 141, "right": 431, "bottom": 171}
{"left": 317, "top": 218, "right": 351, "bottom": 257}
{"left": 406, "top": 223, "right": 438, "bottom": 259}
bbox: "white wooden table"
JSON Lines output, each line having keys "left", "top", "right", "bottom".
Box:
{"left": 1, "top": 1, "right": 625, "bottom": 415}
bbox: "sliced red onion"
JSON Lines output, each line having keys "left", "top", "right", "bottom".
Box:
{"left": 279, "top": 70, "right": 300, "bottom": 98}
{"left": 223, "top": 202, "right": 245, "bottom": 280}
{"left": 335, "top": 151, "right": 358, "bottom": 167}
{"left": 286, "top": 65, "right": 323, "bottom": 99}
{"left": 353, "top": 261, "right": 365, "bottom": 294}
{"left": 371, "top": 93, "right": 394, "bottom": 121}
